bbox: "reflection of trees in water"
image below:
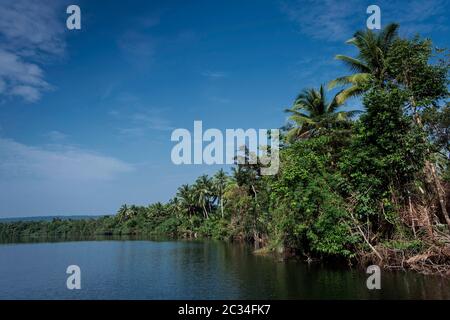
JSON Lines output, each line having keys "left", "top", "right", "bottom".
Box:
{"left": 197, "top": 241, "right": 450, "bottom": 299}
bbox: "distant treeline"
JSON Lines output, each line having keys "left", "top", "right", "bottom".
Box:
{"left": 0, "top": 215, "right": 105, "bottom": 223}
{"left": 1, "top": 23, "right": 450, "bottom": 275}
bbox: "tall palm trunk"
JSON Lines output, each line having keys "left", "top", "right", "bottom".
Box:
{"left": 203, "top": 204, "right": 209, "bottom": 219}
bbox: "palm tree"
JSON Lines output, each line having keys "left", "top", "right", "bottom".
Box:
{"left": 329, "top": 23, "right": 399, "bottom": 104}
{"left": 213, "top": 169, "right": 228, "bottom": 218}
{"left": 150, "top": 202, "right": 165, "bottom": 216}
{"left": 169, "top": 196, "right": 182, "bottom": 218}
{"left": 117, "top": 204, "right": 128, "bottom": 222}
{"left": 177, "top": 185, "right": 190, "bottom": 216}
{"left": 193, "top": 175, "right": 213, "bottom": 219}
{"left": 284, "top": 85, "right": 356, "bottom": 141}
{"left": 177, "top": 184, "right": 196, "bottom": 218}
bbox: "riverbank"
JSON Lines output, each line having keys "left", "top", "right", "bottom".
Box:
{"left": 1, "top": 216, "right": 449, "bottom": 277}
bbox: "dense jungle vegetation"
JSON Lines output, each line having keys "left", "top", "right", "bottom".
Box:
{"left": 2, "top": 24, "right": 450, "bottom": 275}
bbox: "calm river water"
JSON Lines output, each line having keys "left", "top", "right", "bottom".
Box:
{"left": 0, "top": 239, "right": 449, "bottom": 299}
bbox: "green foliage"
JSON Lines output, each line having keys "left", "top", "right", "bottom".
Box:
{"left": 342, "top": 86, "right": 427, "bottom": 193}
{"left": 382, "top": 239, "right": 424, "bottom": 252}
{"left": 196, "top": 216, "right": 232, "bottom": 239}
{"left": 270, "top": 136, "right": 358, "bottom": 257}
{"left": 386, "top": 37, "right": 448, "bottom": 108}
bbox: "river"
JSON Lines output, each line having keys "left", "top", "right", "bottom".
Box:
{"left": 0, "top": 239, "right": 448, "bottom": 299}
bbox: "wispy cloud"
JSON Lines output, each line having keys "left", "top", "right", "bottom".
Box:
{"left": 201, "top": 71, "right": 228, "bottom": 79}
{"left": 105, "top": 90, "right": 174, "bottom": 135}
{"left": 117, "top": 14, "right": 161, "bottom": 67}
{"left": 118, "top": 127, "right": 147, "bottom": 138}
{"left": 384, "top": 0, "right": 449, "bottom": 35}
{"left": 208, "top": 96, "right": 230, "bottom": 104}
{"left": 117, "top": 12, "right": 199, "bottom": 69}
{"left": 0, "top": 137, "right": 133, "bottom": 181}
{"left": 44, "top": 130, "right": 68, "bottom": 142}
{"left": 0, "top": 0, "right": 66, "bottom": 56}
{"left": 0, "top": 0, "right": 67, "bottom": 102}
{"left": 0, "top": 48, "right": 51, "bottom": 102}
{"left": 117, "top": 31, "right": 157, "bottom": 64}
{"left": 281, "top": 0, "right": 449, "bottom": 42}
{"left": 290, "top": 55, "right": 341, "bottom": 88}
{"left": 110, "top": 107, "right": 174, "bottom": 138}
{"left": 281, "top": 0, "right": 364, "bottom": 42}
{"left": 131, "top": 112, "right": 174, "bottom": 131}
{"left": 118, "top": 111, "right": 174, "bottom": 137}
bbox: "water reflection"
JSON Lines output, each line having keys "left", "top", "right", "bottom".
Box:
{"left": 0, "top": 238, "right": 448, "bottom": 299}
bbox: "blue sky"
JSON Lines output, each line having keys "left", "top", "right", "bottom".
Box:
{"left": 0, "top": 0, "right": 449, "bottom": 217}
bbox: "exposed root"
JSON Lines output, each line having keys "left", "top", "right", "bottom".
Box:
{"left": 359, "top": 231, "right": 450, "bottom": 276}
{"left": 406, "top": 245, "right": 450, "bottom": 276}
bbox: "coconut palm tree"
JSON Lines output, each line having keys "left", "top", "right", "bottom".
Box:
{"left": 177, "top": 184, "right": 196, "bottom": 218}
{"left": 213, "top": 169, "right": 228, "bottom": 218}
{"left": 168, "top": 196, "right": 183, "bottom": 218}
{"left": 148, "top": 202, "right": 165, "bottom": 217}
{"left": 117, "top": 204, "right": 128, "bottom": 222}
{"left": 284, "top": 85, "right": 356, "bottom": 141}
{"left": 193, "top": 175, "right": 213, "bottom": 219}
{"left": 329, "top": 23, "right": 399, "bottom": 104}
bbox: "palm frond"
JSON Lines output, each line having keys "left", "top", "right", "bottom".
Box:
{"left": 335, "top": 85, "right": 366, "bottom": 105}
{"left": 284, "top": 108, "right": 310, "bottom": 118}
{"left": 289, "top": 114, "right": 315, "bottom": 126}
{"left": 379, "top": 22, "right": 399, "bottom": 50}
{"left": 328, "top": 73, "right": 371, "bottom": 90}
{"left": 335, "top": 55, "right": 370, "bottom": 73}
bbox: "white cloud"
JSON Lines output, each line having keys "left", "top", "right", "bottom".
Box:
{"left": 10, "top": 85, "right": 42, "bottom": 103}
{"left": 0, "top": 137, "right": 134, "bottom": 181}
{"left": 0, "top": 0, "right": 67, "bottom": 102}
{"left": 0, "top": 0, "right": 66, "bottom": 56}
{"left": 0, "top": 48, "right": 48, "bottom": 84}
{"left": 0, "top": 49, "right": 51, "bottom": 102}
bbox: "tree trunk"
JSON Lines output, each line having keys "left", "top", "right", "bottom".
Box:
{"left": 203, "top": 204, "right": 209, "bottom": 219}
{"left": 408, "top": 195, "right": 417, "bottom": 238}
